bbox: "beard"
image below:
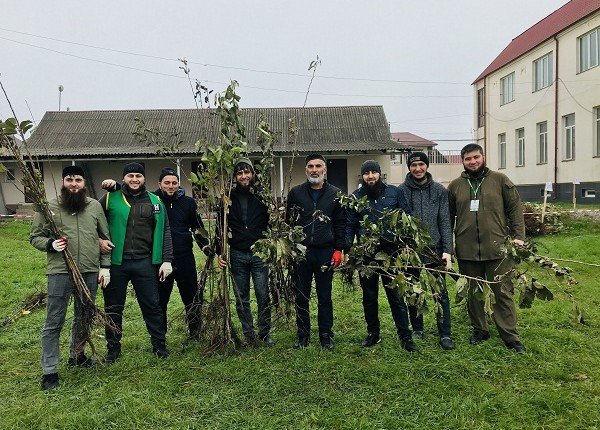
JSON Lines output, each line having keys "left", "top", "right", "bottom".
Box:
{"left": 59, "top": 186, "right": 88, "bottom": 213}
{"left": 466, "top": 161, "right": 487, "bottom": 178}
{"left": 307, "top": 173, "right": 325, "bottom": 185}
{"left": 123, "top": 183, "right": 146, "bottom": 195}
{"left": 362, "top": 178, "right": 384, "bottom": 199}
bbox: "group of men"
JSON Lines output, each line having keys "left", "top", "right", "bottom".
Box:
{"left": 31, "top": 143, "right": 526, "bottom": 392}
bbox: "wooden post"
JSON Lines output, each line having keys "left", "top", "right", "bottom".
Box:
{"left": 542, "top": 191, "right": 548, "bottom": 223}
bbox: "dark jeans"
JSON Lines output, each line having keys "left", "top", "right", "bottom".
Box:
{"left": 103, "top": 257, "right": 166, "bottom": 351}
{"left": 407, "top": 265, "right": 452, "bottom": 337}
{"left": 229, "top": 248, "right": 271, "bottom": 338}
{"left": 360, "top": 270, "right": 412, "bottom": 341}
{"left": 158, "top": 252, "right": 201, "bottom": 336}
{"left": 295, "top": 247, "right": 334, "bottom": 337}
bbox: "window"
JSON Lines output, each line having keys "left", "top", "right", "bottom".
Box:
{"left": 516, "top": 128, "right": 525, "bottom": 166}
{"left": 537, "top": 122, "right": 548, "bottom": 164}
{"left": 564, "top": 114, "right": 575, "bottom": 160}
{"left": 1, "top": 168, "right": 15, "bottom": 183}
{"left": 582, "top": 189, "right": 596, "bottom": 198}
{"left": 533, "top": 53, "right": 553, "bottom": 91}
{"left": 595, "top": 106, "right": 600, "bottom": 157}
{"left": 500, "top": 73, "right": 514, "bottom": 105}
{"left": 579, "top": 26, "right": 599, "bottom": 72}
{"left": 477, "top": 88, "right": 485, "bottom": 127}
{"left": 498, "top": 133, "right": 506, "bottom": 169}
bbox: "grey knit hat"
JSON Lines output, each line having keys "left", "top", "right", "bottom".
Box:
{"left": 360, "top": 160, "right": 381, "bottom": 175}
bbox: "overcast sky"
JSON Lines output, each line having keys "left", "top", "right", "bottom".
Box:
{"left": 1, "top": 0, "right": 568, "bottom": 149}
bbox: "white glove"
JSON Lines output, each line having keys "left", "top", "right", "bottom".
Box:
{"left": 98, "top": 268, "right": 111, "bottom": 288}
{"left": 158, "top": 262, "right": 173, "bottom": 281}
{"left": 52, "top": 238, "right": 67, "bottom": 252}
{"left": 442, "top": 252, "right": 453, "bottom": 271}
{"left": 101, "top": 179, "right": 117, "bottom": 190}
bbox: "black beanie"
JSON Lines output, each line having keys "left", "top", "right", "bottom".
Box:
{"left": 123, "top": 162, "right": 145, "bottom": 177}
{"left": 361, "top": 160, "right": 381, "bottom": 175}
{"left": 62, "top": 165, "right": 85, "bottom": 179}
{"left": 305, "top": 153, "right": 326, "bottom": 165}
{"left": 159, "top": 167, "right": 179, "bottom": 182}
{"left": 407, "top": 152, "right": 430, "bottom": 167}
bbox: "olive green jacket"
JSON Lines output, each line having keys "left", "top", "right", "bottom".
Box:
{"left": 30, "top": 197, "right": 111, "bottom": 275}
{"left": 448, "top": 169, "right": 525, "bottom": 261}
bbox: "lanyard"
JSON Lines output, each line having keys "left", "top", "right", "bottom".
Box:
{"left": 467, "top": 177, "right": 485, "bottom": 199}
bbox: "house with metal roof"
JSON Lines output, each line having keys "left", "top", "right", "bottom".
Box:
{"left": 1, "top": 105, "right": 401, "bottom": 211}
{"left": 473, "top": 0, "right": 600, "bottom": 203}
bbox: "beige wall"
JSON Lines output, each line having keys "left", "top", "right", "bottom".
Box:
{"left": 475, "top": 11, "right": 600, "bottom": 186}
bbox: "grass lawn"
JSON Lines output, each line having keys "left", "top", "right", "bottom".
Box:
{"left": 0, "top": 217, "right": 599, "bottom": 430}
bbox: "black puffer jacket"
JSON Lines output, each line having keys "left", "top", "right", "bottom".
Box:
{"left": 286, "top": 181, "right": 347, "bottom": 250}
{"left": 220, "top": 185, "right": 269, "bottom": 252}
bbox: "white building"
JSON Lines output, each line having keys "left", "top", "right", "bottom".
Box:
{"left": 473, "top": 0, "right": 600, "bottom": 202}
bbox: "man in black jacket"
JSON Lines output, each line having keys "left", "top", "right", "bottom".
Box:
{"left": 286, "top": 154, "right": 346, "bottom": 350}
{"left": 217, "top": 158, "right": 273, "bottom": 346}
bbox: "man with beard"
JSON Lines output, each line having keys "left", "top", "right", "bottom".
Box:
{"left": 99, "top": 162, "right": 173, "bottom": 362}
{"left": 216, "top": 158, "right": 273, "bottom": 346}
{"left": 448, "top": 144, "right": 526, "bottom": 353}
{"left": 346, "top": 160, "right": 417, "bottom": 352}
{"left": 30, "top": 166, "right": 111, "bottom": 390}
{"left": 399, "top": 152, "right": 455, "bottom": 350}
{"left": 286, "top": 153, "right": 346, "bottom": 350}
{"left": 101, "top": 167, "right": 210, "bottom": 339}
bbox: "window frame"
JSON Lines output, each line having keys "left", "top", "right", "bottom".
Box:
{"left": 516, "top": 128, "right": 525, "bottom": 167}
{"left": 563, "top": 114, "right": 575, "bottom": 161}
{"left": 594, "top": 106, "right": 600, "bottom": 157}
{"left": 477, "top": 88, "right": 485, "bottom": 128}
{"left": 500, "top": 72, "right": 515, "bottom": 106}
{"left": 578, "top": 26, "right": 600, "bottom": 73}
{"left": 533, "top": 52, "right": 553, "bottom": 92}
{"left": 536, "top": 121, "right": 548, "bottom": 164}
{"left": 498, "top": 133, "right": 506, "bottom": 169}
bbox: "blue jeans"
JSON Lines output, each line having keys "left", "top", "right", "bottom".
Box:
{"left": 41, "top": 272, "right": 98, "bottom": 375}
{"left": 229, "top": 248, "right": 271, "bottom": 338}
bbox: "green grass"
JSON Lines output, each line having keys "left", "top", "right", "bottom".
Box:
{"left": 1, "top": 219, "right": 599, "bottom": 429}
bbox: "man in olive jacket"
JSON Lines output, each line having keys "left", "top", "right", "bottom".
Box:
{"left": 448, "top": 144, "right": 526, "bottom": 353}
{"left": 30, "top": 166, "right": 111, "bottom": 390}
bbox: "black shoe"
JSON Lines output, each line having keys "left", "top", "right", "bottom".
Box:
{"left": 153, "top": 346, "right": 170, "bottom": 359}
{"left": 293, "top": 334, "right": 310, "bottom": 349}
{"left": 104, "top": 348, "right": 121, "bottom": 364}
{"left": 320, "top": 333, "right": 334, "bottom": 351}
{"left": 261, "top": 335, "right": 276, "bottom": 347}
{"left": 439, "top": 336, "right": 455, "bottom": 351}
{"left": 68, "top": 353, "right": 97, "bottom": 368}
{"left": 41, "top": 373, "right": 59, "bottom": 391}
{"left": 361, "top": 333, "right": 382, "bottom": 348}
{"left": 401, "top": 337, "right": 418, "bottom": 352}
{"left": 505, "top": 340, "right": 525, "bottom": 354}
{"left": 412, "top": 330, "right": 424, "bottom": 340}
{"left": 470, "top": 330, "right": 490, "bottom": 345}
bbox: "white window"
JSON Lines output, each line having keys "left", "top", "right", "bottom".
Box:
{"left": 498, "top": 133, "right": 506, "bottom": 169}
{"left": 564, "top": 114, "right": 575, "bottom": 160}
{"left": 579, "top": 26, "right": 599, "bottom": 73}
{"left": 595, "top": 107, "right": 600, "bottom": 157}
{"left": 537, "top": 121, "right": 548, "bottom": 164}
{"left": 516, "top": 128, "right": 525, "bottom": 166}
{"left": 533, "top": 53, "right": 553, "bottom": 91}
{"left": 500, "top": 73, "right": 514, "bottom": 105}
{"left": 477, "top": 88, "right": 485, "bottom": 127}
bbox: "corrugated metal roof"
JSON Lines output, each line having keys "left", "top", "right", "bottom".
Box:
{"left": 390, "top": 132, "right": 437, "bottom": 148}
{"left": 20, "top": 106, "right": 397, "bottom": 158}
{"left": 474, "top": 0, "right": 600, "bottom": 83}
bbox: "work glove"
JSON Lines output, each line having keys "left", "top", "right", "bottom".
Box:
{"left": 513, "top": 239, "right": 525, "bottom": 247}
{"left": 158, "top": 262, "right": 173, "bottom": 282}
{"left": 441, "top": 252, "right": 453, "bottom": 271}
{"left": 330, "top": 250, "right": 343, "bottom": 268}
{"left": 98, "top": 268, "right": 111, "bottom": 289}
{"left": 101, "top": 179, "right": 117, "bottom": 190}
{"left": 51, "top": 237, "right": 68, "bottom": 252}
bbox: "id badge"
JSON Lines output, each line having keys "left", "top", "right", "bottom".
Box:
{"left": 470, "top": 199, "right": 479, "bottom": 212}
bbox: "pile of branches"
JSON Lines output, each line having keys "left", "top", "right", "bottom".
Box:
{"left": 523, "top": 202, "right": 563, "bottom": 236}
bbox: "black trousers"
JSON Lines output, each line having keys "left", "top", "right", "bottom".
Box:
{"left": 103, "top": 257, "right": 165, "bottom": 351}
{"left": 158, "top": 252, "right": 201, "bottom": 336}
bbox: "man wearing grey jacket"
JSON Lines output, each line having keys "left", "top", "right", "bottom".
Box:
{"left": 399, "top": 152, "right": 455, "bottom": 350}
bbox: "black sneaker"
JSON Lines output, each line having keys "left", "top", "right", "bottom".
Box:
{"left": 401, "top": 337, "right": 418, "bottom": 352}
{"left": 104, "top": 348, "right": 121, "bottom": 364}
{"left": 469, "top": 330, "right": 490, "bottom": 345}
{"left": 68, "top": 353, "right": 97, "bottom": 368}
{"left": 41, "top": 373, "right": 59, "bottom": 391}
{"left": 439, "top": 336, "right": 455, "bottom": 351}
{"left": 320, "top": 333, "right": 334, "bottom": 351}
{"left": 261, "top": 335, "right": 276, "bottom": 347}
{"left": 153, "top": 346, "right": 170, "bottom": 359}
{"left": 505, "top": 340, "right": 525, "bottom": 354}
{"left": 293, "top": 334, "right": 310, "bottom": 349}
{"left": 361, "top": 333, "right": 382, "bottom": 348}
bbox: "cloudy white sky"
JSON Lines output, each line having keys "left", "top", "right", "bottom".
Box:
{"left": 1, "top": 0, "right": 568, "bottom": 149}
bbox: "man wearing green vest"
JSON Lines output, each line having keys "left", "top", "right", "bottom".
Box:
{"left": 99, "top": 162, "right": 174, "bottom": 362}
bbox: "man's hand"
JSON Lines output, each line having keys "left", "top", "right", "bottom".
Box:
{"left": 513, "top": 239, "right": 525, "bottom": 247}
{"left": 52, "top": 238, "right": 67, "bottom": 252}
{"left": 101, "top": 179, "right": 117, "bottom": 190}
{"left": 158, "top": 262, "right": 173, "bottom": 282}
{"left": 99, "top": 239, "right": 115, "bottom": 254}
{"left": 217, "top": 255, "right": 227, "bottom": 269}
{"left": 441, "top": 252, "right": 453, "bottom": 271}
{"left": 98, "top": 268, "right": 111, "bottom": 288}
{"left": 330, "top": 250, "right": 342, "bottom": 268}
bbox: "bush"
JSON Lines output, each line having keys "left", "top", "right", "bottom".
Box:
{"left": 522, "top": 202, "right": 563, "bottom": 236}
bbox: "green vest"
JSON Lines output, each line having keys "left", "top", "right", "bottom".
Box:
{"left": 105, "top": 190, "right": 165, "bottom": 265}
